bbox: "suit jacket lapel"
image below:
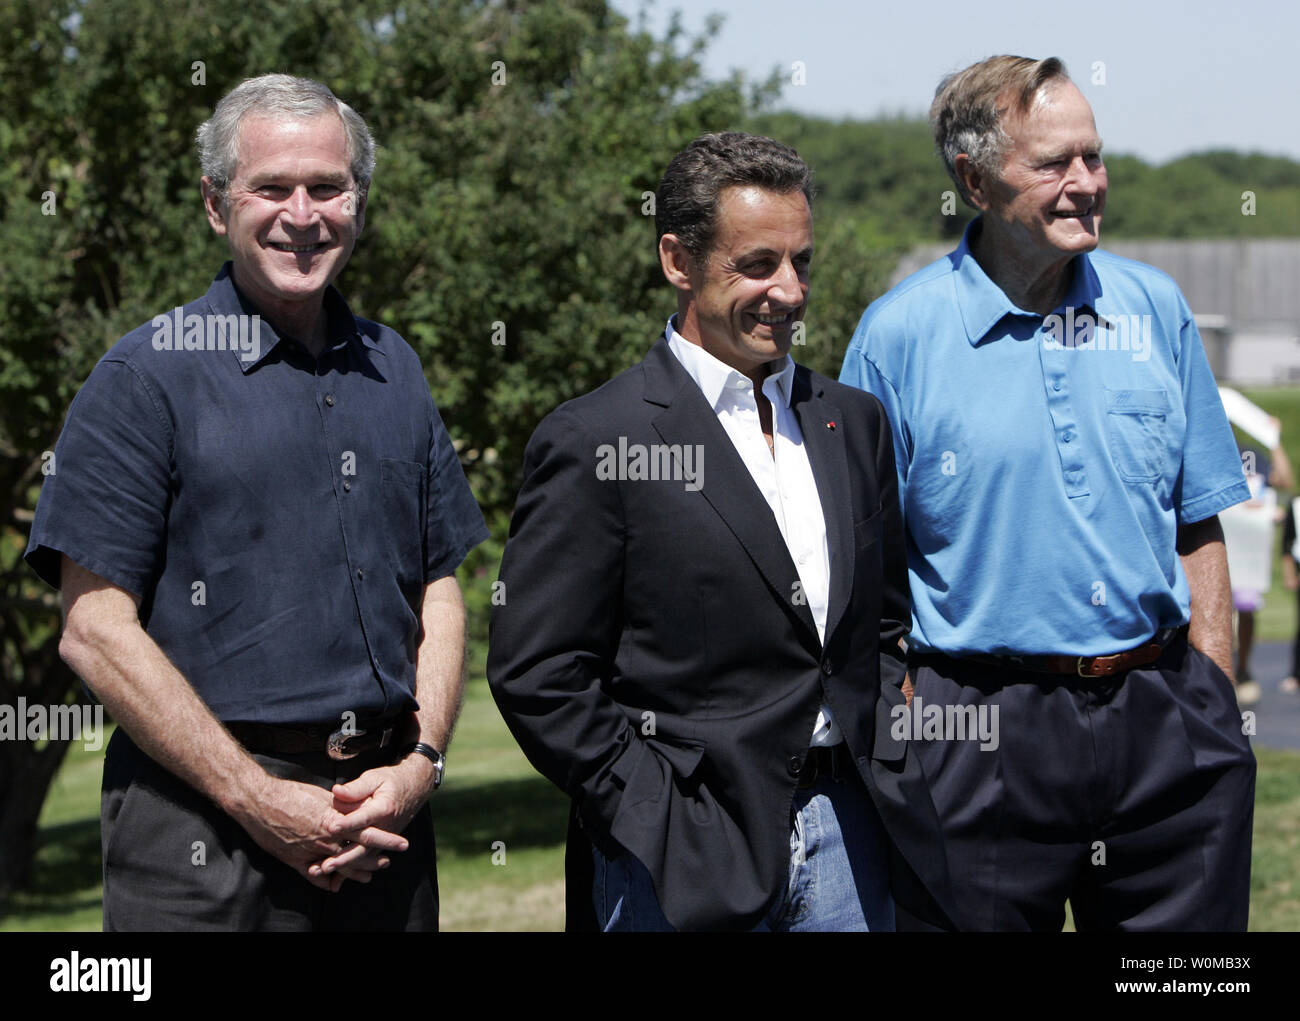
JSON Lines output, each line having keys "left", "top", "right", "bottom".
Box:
{"left": 641, "top": 339, "right": 819, "bottom": 642}
{"left": 791, "top": 370, "right": 854, "bottom": 644}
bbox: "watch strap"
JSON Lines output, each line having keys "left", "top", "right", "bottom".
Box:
{"left": 403, "top": 742, "right": 445, "bottom": 787}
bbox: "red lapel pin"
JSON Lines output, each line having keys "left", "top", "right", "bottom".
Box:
{"left": 826, "top": 420, "right": 836, "bottom": 431}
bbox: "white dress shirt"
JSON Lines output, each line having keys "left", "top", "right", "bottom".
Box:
{"left": 667, "top": 321, "right": 842, "bottom": 747}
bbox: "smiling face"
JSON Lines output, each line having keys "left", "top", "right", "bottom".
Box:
{"left": 201, "top": 112, "right": 365, "bottom": 329}
{"left": 979, "top": 80, "right": 1106, "bottom": 272}
{"left": 668, "top": 185, "right": 813, "bottom": 377}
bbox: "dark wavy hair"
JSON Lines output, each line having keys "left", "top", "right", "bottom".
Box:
{"left": 655, "top": 132, "right": 814, "bottom": 266}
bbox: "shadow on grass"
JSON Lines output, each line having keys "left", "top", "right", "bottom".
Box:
{"left": 431, "top": 774, "right": 570, "bottom": 860}
{"left": 25, "top": 818, "right": 102, "bottom": 896}
{"left": 1, "top": 773, "right": 570, "bottom": 926}
{"left": 0, "top": 817, "right": 103, "bottom": 927}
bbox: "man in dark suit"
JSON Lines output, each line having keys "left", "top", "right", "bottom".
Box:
{"left": 487, "top": 133, "right": 955, "bottom": 931}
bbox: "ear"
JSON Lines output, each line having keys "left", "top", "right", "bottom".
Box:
{"left": 954, "top": 153, "right": 992, "bottom": 212}
{"left": 658, "top": 234, "right": 697, "bottom": 295}
{"left": 200, "top": 176, "right": 228, "bottom": 236}
{"left": 350, "top": 184, "right": 368, "bottom": 237}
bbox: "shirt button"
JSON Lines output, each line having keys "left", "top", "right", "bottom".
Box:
{"left": 798, "top": 552, "right": 808, "bottom": 564}
{"left": 343, "top": 482, "right": 351, "bottom": 492}
{"left": 325, "top": 394, "right": 336, "bottom": 407}
{"left": 1053, "top": 381, "right": 1062, "bottom": 391}
{"left": 1063, "top": 432, "right": 1073, "bottom": 443}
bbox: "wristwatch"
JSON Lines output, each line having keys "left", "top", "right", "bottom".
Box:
{"left": 403, "top": 742, "right": 445, "bottom": 789}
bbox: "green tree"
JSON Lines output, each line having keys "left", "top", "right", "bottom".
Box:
{"left": 1104, "top": 149, "right": 1300, "bottom": 238}
{"left": 747, "top": 111, "right": 974, "bottom": 244}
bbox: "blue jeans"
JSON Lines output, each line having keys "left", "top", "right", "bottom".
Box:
{"left": 592, "top": 773, "right": 895, "bottom": 931}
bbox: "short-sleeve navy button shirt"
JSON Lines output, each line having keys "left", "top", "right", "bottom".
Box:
{"left": 26, "top": 263, "right": 488, "bottom": 725}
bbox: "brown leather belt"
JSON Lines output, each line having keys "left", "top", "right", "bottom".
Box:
{"left": 796, "top": 744, "right": 853, "bottom": 789}
{"left": 952, "top": 627, "right": 1183, "bottom": 678}
{"left": 227, "top": 718, "right": 401, "bottom": 760}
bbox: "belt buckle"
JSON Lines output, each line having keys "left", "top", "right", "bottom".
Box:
{"left": 326, "top": 723, "right": 395, "bottom": 761}
{"left": 327, "top": 725, "right": 365, "bottom": 761}
{"left": 1078, "top": 653, "right": 1120, "bottom": 677}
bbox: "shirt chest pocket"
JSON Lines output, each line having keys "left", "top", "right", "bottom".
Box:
{"left": 380, "top": 457, "right": 425, "bottom": 586}
{"left": 1104, "top": 387, "right": 1171, "bottom": 484}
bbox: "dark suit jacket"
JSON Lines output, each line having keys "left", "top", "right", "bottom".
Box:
{"left": 487, "top": 337, "right": 957, "bottom": 931}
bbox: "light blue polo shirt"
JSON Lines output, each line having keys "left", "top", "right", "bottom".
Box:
{"left": 839, "top": 218, "right": 1250, "bottom": 656}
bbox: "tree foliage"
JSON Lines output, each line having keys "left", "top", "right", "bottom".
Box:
{"left": 748, "top": 112, "right": 1300, "bottom": 245}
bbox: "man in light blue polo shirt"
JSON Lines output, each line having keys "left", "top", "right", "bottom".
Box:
{"left": 840, "top": 55, "right": 1255, "bottom": 931}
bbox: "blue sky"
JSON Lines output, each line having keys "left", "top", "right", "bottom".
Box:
{"left": 612, "top": 0, "right": 1298, "bottom": 165}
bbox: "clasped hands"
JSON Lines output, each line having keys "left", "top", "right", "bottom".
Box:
{"left": 241, "top": 753, "right": 439, "bottom": 893}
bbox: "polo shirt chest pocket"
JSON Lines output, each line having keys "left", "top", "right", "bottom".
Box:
{"left": 1104, "top": 387, "right": 1170, "bottom": 484}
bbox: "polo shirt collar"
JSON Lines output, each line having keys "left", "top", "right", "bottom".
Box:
{"left": 201, "top": 262, "right": 381, "bottom": 373}
{"left": 953, "top": 217, "right": 1102, "bottom": 347}
{"left": 665, "top": 316, "right": 796, "bottom": 410}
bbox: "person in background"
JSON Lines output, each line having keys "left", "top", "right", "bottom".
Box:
{"left": 1229, "top": 429, "right": 1292, "bottom": 706}
{"left": 1280, "top": 487, "right": 1300, "bottom": 695}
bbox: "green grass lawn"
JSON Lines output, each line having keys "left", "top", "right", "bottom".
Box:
{"left": 432, "top": 667, "right": 569, "bottom": 931}
{"left": 3, "top": 666, "right": 1298, "bottom": 931}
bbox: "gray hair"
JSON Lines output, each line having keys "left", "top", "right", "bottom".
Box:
{"left": 655, "top": 132, "right": 814, "bottom": 267}
{"left": 930, "top": 56, "right": 1069, "bottom": 205}
{"left": 196, "top": 74, "right": 376, "bottom": 201}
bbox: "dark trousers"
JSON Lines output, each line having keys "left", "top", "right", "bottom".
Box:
{"left": 100, "top": 728, "right": 438, "bottom": 931}
{"left": 904, "top": 634, "right": 1255, "bottom": 931}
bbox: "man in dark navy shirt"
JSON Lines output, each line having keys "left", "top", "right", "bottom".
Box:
{"left": 25, "top": 74, "right": 487, "bottom": 930}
